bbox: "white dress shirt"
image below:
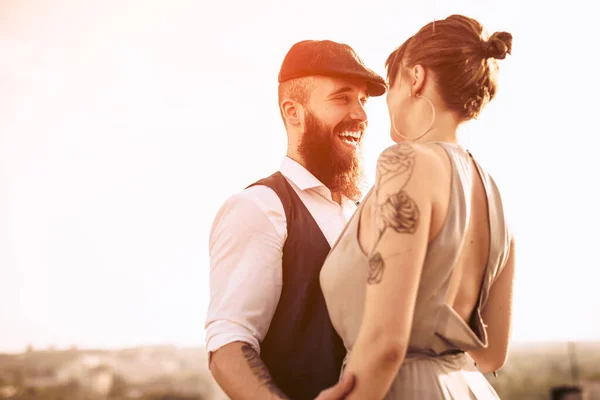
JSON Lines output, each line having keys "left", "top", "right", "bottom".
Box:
{"left": 205, "top": 156, "right": 358, "bottom": 358}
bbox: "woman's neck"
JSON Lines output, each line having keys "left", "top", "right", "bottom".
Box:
{"left": 417, "top": 111, "right": 459, "bottom": 145}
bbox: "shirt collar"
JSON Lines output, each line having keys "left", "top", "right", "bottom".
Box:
{"left": 280, "top": 156, "right": 324, "bottom": 191}
{"left": 279, "top": 156, "right": 358, "bottom": 212}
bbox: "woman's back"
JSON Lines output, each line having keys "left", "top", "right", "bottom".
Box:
{"left": 358, "top": 142, "right": 508, "bottom": 333}
{"left": 321, "top": 142, "right": 513, "bottom": 398}
{"left": 431, "top": 143, "right": 492, "bottom": 325}
{"left": 339, "top": 141, "right": 510, "bottom": 353}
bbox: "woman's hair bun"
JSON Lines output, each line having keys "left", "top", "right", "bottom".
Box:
{"left": 483, "top": 31, "right": 513, "bottom": 60}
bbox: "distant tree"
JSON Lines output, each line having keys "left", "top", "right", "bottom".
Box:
{"left": 25, "top": 344, "right": 34, "bottom": 353}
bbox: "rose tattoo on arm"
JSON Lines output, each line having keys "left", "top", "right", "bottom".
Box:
{"left": 367, "top": 144, "right": 421, "bottom": 285}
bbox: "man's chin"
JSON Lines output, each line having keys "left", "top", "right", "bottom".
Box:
{"left": 331, "top": 163, "right": 365, "bottom": 202}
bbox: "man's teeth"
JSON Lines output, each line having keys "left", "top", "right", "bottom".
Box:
{"left": 338, "top": 131, "right": 360, "bottom": 147}
{"left": 338, "top": 131, "right": 361, "bottom": 139}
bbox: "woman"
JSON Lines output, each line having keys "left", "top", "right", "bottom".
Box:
{"left": 320, "top": 14, "right": 515, "bottom": 399}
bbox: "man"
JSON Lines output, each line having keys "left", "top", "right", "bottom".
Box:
{"left": 205, "top": 40, "right": 387, "bottom": 400}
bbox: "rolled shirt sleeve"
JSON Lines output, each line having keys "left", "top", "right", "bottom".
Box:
{"left": 205, "top": 185, "right": 287, "bottom": 358}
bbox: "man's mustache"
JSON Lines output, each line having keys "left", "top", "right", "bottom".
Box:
{"left": 334, "top": 119, "right": 367, "bottom": 133}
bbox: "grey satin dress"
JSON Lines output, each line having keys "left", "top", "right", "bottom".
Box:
{"left": 320, "top": 142, "right": 511, "bottom": 399}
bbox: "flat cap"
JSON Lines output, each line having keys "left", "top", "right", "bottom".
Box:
{"left": 278, "top": 40, "right": 387, "bottom": 97}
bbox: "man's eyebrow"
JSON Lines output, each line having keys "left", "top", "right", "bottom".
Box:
{"left": 327, "top": 87, "right": 355, "bottom": 97}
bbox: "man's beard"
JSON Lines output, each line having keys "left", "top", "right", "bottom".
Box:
{"left": 298, "top": 109, "right": 366, "bottom": 202}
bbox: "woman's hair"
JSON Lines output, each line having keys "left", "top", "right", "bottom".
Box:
{"left": 385, "top": 14, "right": 512, "bottom": 121}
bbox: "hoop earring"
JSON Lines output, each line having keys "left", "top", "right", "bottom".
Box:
{"left": 391, "top": 94, "right": 436, "bottom": 142}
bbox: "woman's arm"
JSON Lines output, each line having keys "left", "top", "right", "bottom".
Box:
{"left": 344, "top": 143, "right": 434, "bottom": 400}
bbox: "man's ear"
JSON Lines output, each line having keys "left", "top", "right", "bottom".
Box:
{"left": 281, "top": 100, "right": 304, "bottom": 128}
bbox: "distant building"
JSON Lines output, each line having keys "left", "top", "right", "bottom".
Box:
{"left": 85, "top": 365, "right": 114, "bottom": 396}
{"left": 550, "top": 380, "right": 600, "bottom": 399}
{"left": 550, "top": 385, "right": 583, "bottom": 400}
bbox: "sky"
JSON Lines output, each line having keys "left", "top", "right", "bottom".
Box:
{"left": 1, "top": 0, "right": 598, "bottom": 353}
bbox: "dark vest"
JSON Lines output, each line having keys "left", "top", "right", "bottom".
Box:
{"left": 247, "top": 172, "right": 346, "bottom": 400}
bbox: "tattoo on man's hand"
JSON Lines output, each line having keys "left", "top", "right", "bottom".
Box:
{"left": 241, "top": 344, "right": 290, "bottom": 399}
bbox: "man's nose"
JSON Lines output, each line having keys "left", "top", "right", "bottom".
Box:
{"left": 350, "top": 103, "right": 367, "bottom": 122}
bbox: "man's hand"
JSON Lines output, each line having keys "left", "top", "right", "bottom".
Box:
{"left": 314, "top": 373, "right": 356, "bottom": 400}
